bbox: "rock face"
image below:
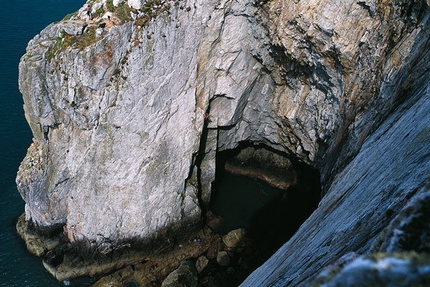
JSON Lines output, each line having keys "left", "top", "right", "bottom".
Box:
{"left": 161, "top": 260, "right": 198, "bottom": 287}
{"left": 238, "top": 1, "right": 430, "bottom": 285}
{"left": 16, "top": 0, "right": 429, "bottom": 284}
{"left": 309, "top": 189, "right": 430, "bottom": 287}
{"left": 18, "top": 0, "right": 204, "bottom": 245}
{"left": 311, "top": 252, "right": 430, "bottom": 287}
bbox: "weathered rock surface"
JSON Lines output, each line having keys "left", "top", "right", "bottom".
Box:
{"left": 216, "top": 251, "right": 231, "bottom": 267}
{"left": 308, "top": 186, "right": 430, "bottom": 286}
{"left": 222, "top": 228, "right": 246, "bottom": 251}
{"left": 161, "top": 260, "right": 198, "bottom": 287}
{"left": 16, "top": 213, "right": 60, "bottom": 257}
{"left": 240, "top": 71, "right": 430, "bottom": 286}
{"left": 89, "top": 227, "right": 221, "bottom": 287}
{"left": 224, "top": 146, "right": 297, "bottom": 189}
{"left": 16, "top": 0, "right": 429, "bottom": 284}
{"left": 89, "top": 222, "right": 259, "bottom": 286}
{"left": 311, "top": 252, "right": 430, "bottom": 287}
{"left": 195, "top": 255, "right": 209, "bottom": 273}
{"left": 18, "top": 0, "right": 205, "bottom": 246}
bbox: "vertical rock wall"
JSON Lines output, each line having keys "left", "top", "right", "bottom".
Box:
{"left": 17, "top": 2, "right": 208, "bottom": 244}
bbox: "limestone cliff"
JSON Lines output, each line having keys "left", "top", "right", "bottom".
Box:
{"left": 17, "top": 0, "right": 429, "bottom": 284}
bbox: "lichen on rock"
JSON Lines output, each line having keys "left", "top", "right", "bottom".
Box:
{"left": 311, "top": 252, "right": 430, "bottom": 287}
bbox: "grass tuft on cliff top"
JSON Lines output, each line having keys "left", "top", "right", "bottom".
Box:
{"left": 47, "top": 0, "right": 174, "bottom": 61}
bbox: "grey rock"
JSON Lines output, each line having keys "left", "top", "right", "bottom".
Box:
{"left": 310, "top": 187, "right": 430, "bottom": 286}
{"left": 161, "top": 260, "right": 198, "bottom": 287}
{"left": 195, "top": 255, "right": 209, "bottom": 273}
{"left": 240, "top": 73, "right": 430, "bottom": 286}
{"left": 60, "top": 20, "right": 87, "bottom": 36}
{"left": 127, "top": 0, "right": 144, "bottom": 9}
{"left": 113, "top": 0, "right": 124, "bottom": 7}
{"left": 18, "top": 3, "right": 204, "bottom": 244}
{"left": 381, "top": 188, "right": 430, "bottom": 253}
{"left": 312, "top": 253, "right": 430, "bottom": 287}
{"left": 95, "top": 27, "right": 103, "bottom": 37}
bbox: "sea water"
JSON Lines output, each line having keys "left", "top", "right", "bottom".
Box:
{"left": 0, "top": 1, "right": 86, "bottom": 286}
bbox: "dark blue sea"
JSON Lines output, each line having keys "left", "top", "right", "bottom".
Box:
{"left": 0, "top": 1, "right": 85, "bottom": 286}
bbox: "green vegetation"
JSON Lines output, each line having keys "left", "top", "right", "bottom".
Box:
{"left": 106, "top": 0, "right": 115, "bottom": 12}
{"left": 73, "top": 26, "right": 100, "bottom": 50}
{"left": 114, "top": 2, "right": 134, "bottom": 23}
{"left": 46, "top": 26, "right": 101, "bottom": 61}
{"left": 46, "top": 36, "right": 66, "bottom": 62}
{"left": 93, "top": 6, "right": 106, "bottom": 18}
{"left": 63, "top": 11, "right": 78, "bottom": 20}
{"left": 46, "top": 0, "right": 174, "bottom": 61}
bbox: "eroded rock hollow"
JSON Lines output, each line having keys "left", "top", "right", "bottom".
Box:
{"left": 16, "top": 0, "right": 429, "bottom": 285}
{"left": 211, "top": 144, "right": 321, "bottom": 260}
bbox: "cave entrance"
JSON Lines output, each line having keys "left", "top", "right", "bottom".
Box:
{"left": 209, "top": 143, "right": 321, "bottom": 261}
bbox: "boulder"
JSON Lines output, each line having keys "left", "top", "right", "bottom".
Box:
{"left": 113, "top": 0, "right": 124, "bottom": 7}
{"left": 161, "top": 260, "right": 198, "bottom": 287}
{"left": 127, "top": 0, "right": 144, "bottom": 9}
{"left": 222, "top": 228, "right": 246, "bottom": 251}
{"left": 216, "top": 251, "right": 230, "bottom": 267}
{"left": 60, "top": 20, "right": 87, "bottom": 36}
{"left": 195, "top": 255, "right": 209, "bottom": 273}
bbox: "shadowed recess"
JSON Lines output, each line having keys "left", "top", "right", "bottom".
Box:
{"left": 210, "top": 143, "right": 321, "bottom": 261}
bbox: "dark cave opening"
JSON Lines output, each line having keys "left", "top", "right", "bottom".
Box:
{"left": 209, "top": 143, "right": 321, "bottom": 262}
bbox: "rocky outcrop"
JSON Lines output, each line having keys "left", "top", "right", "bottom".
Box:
{"left": 18, "top": 0, "right": 206, "bottom": 246}
{"left": 161, "top": 260, "right": 198, "bottom": 287}
{"left": 90, "top": 227, "right": 257, "bottom": 286}
{"left": 16, "top": 213, "right": 60, "bottom": 257}
{"left": 238, "top": 1, "right": 430, "bottom": 285}
{"left": 224, "top": 146, "right": 297, "bottom": 189}
{"left": 310, "top": 252, "right": 430, "bottom": 287}
{"left": 308, "top": 188, "right": 430, "bottom": 287}
{"left": 16, "top": 0, "right": 429, "bottom": 284}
